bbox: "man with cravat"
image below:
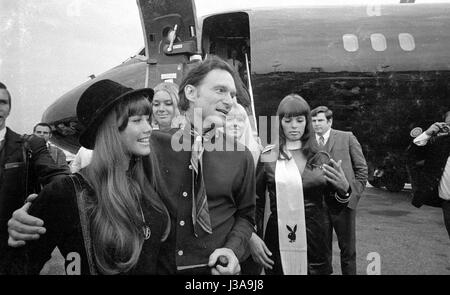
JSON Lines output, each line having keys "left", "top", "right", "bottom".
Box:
{"left": 147, "top": 56, "right": 255, "bottom": 274}
{"left": 311, "top": 106, "right": 368, "bottom": 275}
{"left": 7, "top": 57, "right": 255, "bottom": 275}
{"left": 0, "top": 82, "right": 69, "bottom": 274}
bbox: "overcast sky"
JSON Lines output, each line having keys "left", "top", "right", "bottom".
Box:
{"left": 0, "top": 0, "right": 144, "bottom": 134}
{"left": 0, "top": 0, "right": 447, "bottom": 134}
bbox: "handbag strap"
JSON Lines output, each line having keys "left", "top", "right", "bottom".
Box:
{"left": 69, "top": 173, "right": 98, "bottom": 275}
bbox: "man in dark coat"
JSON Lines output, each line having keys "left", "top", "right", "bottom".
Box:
{"left": 0, "top": 82, "right": 69, "bottom": 273}
{"left": 148, "top": 56, "right": 255, "bottom": 275}
{"left": 407, "top": 111, "right": 450, "bottom": 238}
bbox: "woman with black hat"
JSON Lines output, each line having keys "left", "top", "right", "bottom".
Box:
{"left": 15, "top": 79, "right": 170, "bottom": 274}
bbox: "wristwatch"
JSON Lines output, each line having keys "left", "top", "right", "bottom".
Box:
{"left": 335, "top": 186, "right": 352, "bottom": 203}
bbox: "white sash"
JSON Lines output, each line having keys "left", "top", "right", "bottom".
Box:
{"left": 275, "top": 148, "right": 307, "bottom": 275}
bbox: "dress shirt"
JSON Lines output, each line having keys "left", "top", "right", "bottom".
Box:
{"left": 315, "top": 128, "right": 331, "bottom": 146}
{"left": 438, "top": 157, "right": 450, "bottom": 200}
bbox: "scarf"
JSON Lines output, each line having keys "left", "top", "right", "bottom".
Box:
{"left": 275, "top": 141, "right": 307, "bottom": 275}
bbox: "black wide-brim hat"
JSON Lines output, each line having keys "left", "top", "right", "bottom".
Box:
{"left": 77, "top": 79, "right": 154, "bottom": 149}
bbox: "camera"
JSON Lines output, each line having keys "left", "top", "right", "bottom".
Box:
{"left": 437, "top": 123, "right": 450, "bottom": 137}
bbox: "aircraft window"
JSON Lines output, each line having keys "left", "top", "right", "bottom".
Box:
{"left": 398, "top": 33, "right": 415, "bottom": 51}
{"left": 343, "top": 34, "right": 358, "bottom": 52}
{"left": 370, "top": 34, "right": 387, "bottom": 52}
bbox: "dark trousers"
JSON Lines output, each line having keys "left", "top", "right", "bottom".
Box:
{"left": 264, "top": 213, "right": 332, "bottom": 275}
{"left": 442, "top": 200, "right": 450, "bottom": 239}
{"left": 323, "top": 206, "right": 356, "bottom": 275}
{"left": 240, "top": 255, "right": 263, "bottom": 275}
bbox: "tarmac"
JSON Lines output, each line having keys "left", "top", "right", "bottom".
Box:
{"left": 40, "top": 186, "right": 450, "bottom": 275}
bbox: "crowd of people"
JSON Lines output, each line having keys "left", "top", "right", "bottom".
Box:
{"left": 0, "top": 55, "right": 448, "bottom": 275}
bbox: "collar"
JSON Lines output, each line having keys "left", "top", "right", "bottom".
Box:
{"left": 280, "top": 141, "right": 302, "bottom": 161}
{"left": 0, "top": 127, "right": 6, "bottom": 142}
{"left": 186, "top": 116, "right": 217, "bottom": 142}
{"left": 286, "top": 140, "right": 302, "bottom": 150}
{"left": 190, "top": 125, "right": 215, "bottom": 140}
{"left": 316, "top": 128, "right": 331, "bottom": 144}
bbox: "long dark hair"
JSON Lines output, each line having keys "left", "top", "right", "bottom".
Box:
{"left": 83, "top": 94, "right": 170, "bottom": 274}
{"left": 276, "top": 94, "right": 316, "bottom": 160}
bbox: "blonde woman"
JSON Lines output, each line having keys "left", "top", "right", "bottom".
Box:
{"left": 151, "top": 82, "right": 185, "bottom": 131}
{"left": 224, "top": 102, "right": 262, "bottom": 166}
{"left": 225, "top": 102, "right": 263, "bottom": 274}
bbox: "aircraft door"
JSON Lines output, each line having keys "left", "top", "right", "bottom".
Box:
{"left": 136, "top": 0, "right": 199, "bottom": 87}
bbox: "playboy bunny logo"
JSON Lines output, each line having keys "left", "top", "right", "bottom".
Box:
{"left": 286, "top": 224, "right": 297, "bottom": 243}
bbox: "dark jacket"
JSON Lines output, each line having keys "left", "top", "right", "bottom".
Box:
{"left": 406, "top": 135, "right": 450, "bottom": 208}
{"left": 311, "top": 129, "right": 368, "bottom": 210}
{"left": 48, "top": 145, "right": 69, "bottom": 169}
{"left": 0, "top": 128, "right": 69, "bottom": 273}
{"left": 15, "top": 174, "right": 166, "bottom": 275}
{"left": 147, "top": 129, "right": 255, "bottom": 274}
{"left": 255, "top": 145, "right": 348, "bottom": 275}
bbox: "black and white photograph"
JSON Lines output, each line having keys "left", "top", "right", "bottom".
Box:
{"left": 0, "top": 0, "right": 449, "bottom": 283}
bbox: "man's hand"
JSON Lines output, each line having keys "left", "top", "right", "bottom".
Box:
{"left": 425, "top": 122, "right": 448, "bottom": 136}
{"left": 323, "top": 159, "right": 350, "bottom": 196}
{"left": 249, "top": 233, "right": 274, "bottom": 269}
{"left": 7, "top": 194, "right": 46, "bottom": 247}
{"left": 208, "top": 248, "right": 240, "bottom": 275}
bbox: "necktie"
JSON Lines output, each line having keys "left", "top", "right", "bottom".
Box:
{"left": 319, "top": 135, "right": 325, "bottom": 147}
{"left": 319, "top": 136, "right": 325, "bottom": 149}
{"left": 190, "top": 130, "right": 212, "bottom": 236}
{"left": 0, "top": 139, "right": 4, "bottom": 151}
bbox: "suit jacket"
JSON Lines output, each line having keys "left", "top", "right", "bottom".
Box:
{"left": 0, "top": 128, "right": 69, "bottom": 272}
{"left": 406, "top": 135, "right": 450, "bottom": 208}
{"left": 48, "top": 145, "right": 69, "bottom": 169}
{"left": 313, "top": 129, "right": 368, "bottom": 210}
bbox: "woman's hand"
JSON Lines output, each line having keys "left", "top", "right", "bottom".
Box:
{"left": 323, "top": 159, "right": 350, "bottom": 196}
{"left": 249, "top": 232, "right": 274, "bottom": 269}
